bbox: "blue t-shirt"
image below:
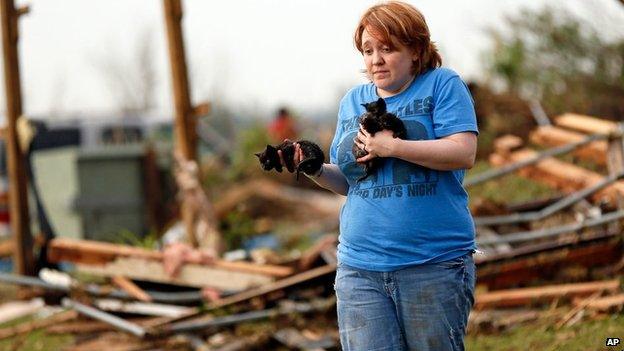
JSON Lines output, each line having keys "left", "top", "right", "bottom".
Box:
{"left": 330, "top": 68, "right": 478, "bottom": 271}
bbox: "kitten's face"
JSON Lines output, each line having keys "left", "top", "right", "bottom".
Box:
{"left": 255, "top": 145, "right": 280, "bottom": 171}
{"left": 361, "top": 98, "right": 386, "bottom": 115}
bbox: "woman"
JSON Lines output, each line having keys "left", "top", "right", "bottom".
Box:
{"left": 282, "top": 1, "right": 478, "bottom": 349}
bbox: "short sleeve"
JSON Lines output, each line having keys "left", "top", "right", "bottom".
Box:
{"left": 330, "top": 94, "right": 349, "bottom": 164}
{"left": 432, "top": 76, "right": 478, "bottom": 138}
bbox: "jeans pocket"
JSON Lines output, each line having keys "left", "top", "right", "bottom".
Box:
{"left": 435, "top": 256, "right": 465, "bottom": 269}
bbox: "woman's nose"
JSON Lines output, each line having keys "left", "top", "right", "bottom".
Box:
{"left": 372, "top": 51, "right": 384, "bottom": 65}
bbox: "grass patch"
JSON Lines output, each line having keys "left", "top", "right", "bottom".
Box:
{"left": 466, "top": 313, "right": 624, "bottom": 351}
{"left": 466, "top": 160, "right": 558, "bottom": 204}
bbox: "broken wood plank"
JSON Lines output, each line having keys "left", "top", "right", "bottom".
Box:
{"left": 493, "top": 134, "right": 523, "bottom": 155}
{"left": 111, "top": 276, "right": 152, "bottom": 302}
{"left": 206, "top": 264, "right": 336, "bottom": 310}
{"left": 555, "top": 291, "right": 602, "bottom": 329}
{"left": 77, "top": 256, "right": 275, "bottom": 290}
{"left": 298, "top": 234, "right": 337, "bottom": 271}
{"left": 0, "top": 309, "right": 78, "bottom": 340}
{"left": 477, "top": 237, "right": 622, "bottom": 290}
{"left": 48, "top": 237, "right": 293, "bottom": 278}
{"left": 490, "top": 147, "right": 624, "bottom": 205}
{"left": 578, "top": 293, "right": 624, "bottom": 312}
{"left": 474, "top": 279, "right": 620, "bottom": 309}
{"left": 213, "top": 179, "right": 345, "bottom": 220}
{"left": 530, "top": 125, "right": 607, "bottom": 165}
{"left": 555, "top": 113, "right": 619, "bottom": 135}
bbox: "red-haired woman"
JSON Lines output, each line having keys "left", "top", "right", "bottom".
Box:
{"left": 285, "top": 2, "right": 478, "bottom": 349}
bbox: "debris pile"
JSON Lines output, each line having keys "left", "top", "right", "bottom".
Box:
{"left": 0, "top": 114, "right": 623, "bottom": 349}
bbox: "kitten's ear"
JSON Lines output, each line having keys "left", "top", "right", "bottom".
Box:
{"left": 361, "top": 103, "right": 368, "bottom": 108}
{"left": 266, "top": 144, "right": 276, "bottom": 151}
{"left": 254, "top": 152, "right": 261, "bottom": 158}
{"left": 377, "top": 98, "right": 386, "bottom": 110}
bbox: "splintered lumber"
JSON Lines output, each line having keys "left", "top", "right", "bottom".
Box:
{"left": 530, "top": 125, "right": 607, "bottom": 165}
{"left": 214, "top": 179, "right": 345, "bottom": 220}
{"left": 490, "top": 147, "right": 624, "bottom": 205}
{"left": 77, "top": 256, "right": 274, "bottom": 290}
{"left": 111, "top": 276, "right": 152, "bottom": 302}
{"left": 476, "top": 236, "right": 622, "bottom": 289}
{"left": 555, "top": 113, "right": 619, "bottom": 135}
{"left": 493, "top": 134, "right": 523, "bottom": 155}
{"left": 474, "top": 279, "right": 620, "bottom": 309}
{"left": 154, "top": 264, "right": 338, "bottom": 331}
{"left": 206, "top": 264, "right": 336, "bottom": 310}
{"left": 578, "top": 293, "right": 624, "bottom": 312}
{"left": 48, "top": 238, "right": 293, "bottom": 277}
{"left": 0, "top": 309, "right": 78, "bottom": 340}
{"left": 298, "top": 234, "right": 338, "bottom": 271}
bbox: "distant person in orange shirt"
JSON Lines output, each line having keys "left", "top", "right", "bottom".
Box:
{"left": 268, "top": 107, "right": 298, "bottom": 142}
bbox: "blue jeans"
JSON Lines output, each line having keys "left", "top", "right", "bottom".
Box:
{"left": 335, "top": 253, "right": 476, "bottom": 351}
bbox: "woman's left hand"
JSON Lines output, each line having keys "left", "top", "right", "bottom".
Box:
{"left": 355, "top": 126, "right": 398, "bottom": 163}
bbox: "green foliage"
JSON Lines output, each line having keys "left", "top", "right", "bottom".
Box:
{"left": 225, "top": 122, "right": 271, "bottom": 181}
{"left": 112, "top": 229, "right": 160, "bottom": 249}
{"left": 485, "top": 6, "right": 624, "bottom": 118}
{"left": 467, "top": 161, "right": 557, "bottom": 204}
{"left": 220, "top": 211, "right": 257, "bottom": 251}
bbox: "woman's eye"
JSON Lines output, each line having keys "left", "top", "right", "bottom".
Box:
{"left": 381, "top": 47, "right": 391, "bottom": 53}
{"left": 364, "top": 49, "right": 373, "bottom": 55}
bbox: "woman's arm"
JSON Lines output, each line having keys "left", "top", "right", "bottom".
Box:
{"left": 303, "top": 163, "right": 350, "bottom": 196}
{"left": 278, "top": 143, "right": 350, "bottom": 196}
{"left": 355, "top": 129, "right": 477, "bottom": 171}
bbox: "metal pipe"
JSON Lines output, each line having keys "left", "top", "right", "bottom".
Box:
{"left": 62, "top": 298, "right": 146, "bottom": 337}
{"left": 464, "top": 132, "right": 613, "bottom": 187}
{"left": 166, "top": 297, "right": 335, "bottom": 334}
{"left": 0, "top": 272, "right": 208, "bottom": 304}
{"left": 474, "top": 172, "right": 624, "bottom": 226}
{"left": 477, "top": 210, "right": 624, "bottom": 245}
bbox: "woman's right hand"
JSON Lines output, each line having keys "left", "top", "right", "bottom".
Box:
{"left": 277, "top": 139, "right": 304, "bottom": 173}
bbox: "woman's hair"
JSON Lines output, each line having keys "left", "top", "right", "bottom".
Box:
{"left": 354, "top": 1, "right": 442, "bottom": 76}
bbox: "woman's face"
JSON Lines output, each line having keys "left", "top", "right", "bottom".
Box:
{"left": 361, "top": 28, "right": 417, "bottom": 98}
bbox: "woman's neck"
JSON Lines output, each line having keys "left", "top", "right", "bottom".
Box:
{"left": 377, "top": 74, "right": 417, "bottom": 98}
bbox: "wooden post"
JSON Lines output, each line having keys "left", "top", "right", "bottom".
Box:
{"left": 0, "top": 0, "right": 34, "bottom": 276}
{"left": 607, "top": 125, "right": 624, "bottom": 234}
{"left": 162, "top": 0, "right": 196, "bottom": 161}
{"left": 162, "top": 0, "right": 198, "bottom": 245}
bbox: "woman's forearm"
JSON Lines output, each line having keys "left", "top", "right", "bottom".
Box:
{"left": 306, "top": 163, "right": 349, "bottom": 196}
{"left": 390, "top": 133, "right": 477, "bottom": 171}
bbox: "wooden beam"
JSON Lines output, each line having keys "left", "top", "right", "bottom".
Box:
{"left": 47, "top": 238, "right": 294, "bottom": 277}
{"left": 205, "top": 264, "right": 336, "bottom": 310}
{"left": 162, "top": 0, "right": 198, "bottom": 245}
{"left": 578, "top": 293, "right": 624, "bottom": 312}
{"left": 490, "top": 147, "right": 624, "bottom": 206}
{"left": 529, "top": 125, "right": 607, "bottom": 165}
{"left": 0, "top": 0, "right": 34, "bottom": 276}
{"left": 555, "top": 113, "right": 619, "bottom": 135}
{"left": 476, "top": 238, "right": 622, "bottom": 290}
{"left": 111, "top": 276, "right": 152, "bottom": 302}
{"left": 474, "top": 279, "right": 620, "bottom": 309}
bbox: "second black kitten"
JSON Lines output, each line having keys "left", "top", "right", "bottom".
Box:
{"left": 353, "top": 97, "right": 406, "bottom": 182}
{"left": 255, "top": 140, "right": 325, "bottom": 180}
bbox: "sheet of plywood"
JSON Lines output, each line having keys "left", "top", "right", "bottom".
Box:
{"left": 76, "top": 257, "right": 274, "bottom": 290}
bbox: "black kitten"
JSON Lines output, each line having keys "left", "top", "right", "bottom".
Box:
{"left": 353, "top": 98, "right": 406, "bottom": 182}
{"left": 255, "top": 140, "right": 325, "bottom": 180}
